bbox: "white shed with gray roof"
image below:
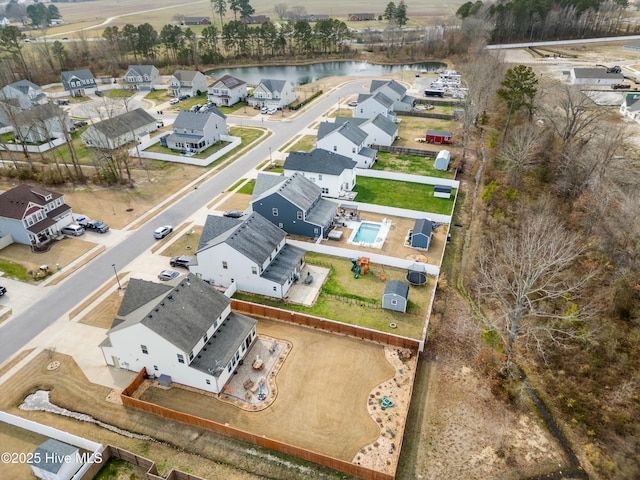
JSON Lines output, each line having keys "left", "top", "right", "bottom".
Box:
{"left": 29, "top": 439, "right": 82, "bottom": 480}
{"left": 382, "top": 280, "right": 410, "bottom": 313}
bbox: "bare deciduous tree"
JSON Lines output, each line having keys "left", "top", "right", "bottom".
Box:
{"left": 474, "top": 202, "right": 593, "bottom": 368}
{"left": 497, "top": 122, "right": 544, "bottom": 183}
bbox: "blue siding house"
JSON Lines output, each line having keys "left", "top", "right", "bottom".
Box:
{"left": 251, "top": 173, "right": 337, "bottom": 239}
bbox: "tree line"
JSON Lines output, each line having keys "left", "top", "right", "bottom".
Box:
{"left": 457, "top": 0, "right": 633, "bottom": 43}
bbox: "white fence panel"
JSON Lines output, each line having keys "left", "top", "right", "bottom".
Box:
{"left": 356, "top": 168, "right": 460, "bottom": 188}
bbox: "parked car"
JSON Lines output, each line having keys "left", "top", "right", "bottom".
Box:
{"left": 190, "top": 104, "right": 202, "bottom": 112}
{"left": 55, "top": 99, "right": 70, "bottom": 106}
{"left": 267, "top": 108, "right": 277, "bottom": 115}
{"left": 156, "top": 120, "right": 164, "bottom": 128}
{"left": 61, "top": 224, "right": 84, "bottom": 236}
{"left": 169, "top": 98, "right": 179, "bottom": 105}
{"left": 261, "top": 106, "right": 269, "bottom": 114}
{"left": 348, "top": 101, "right": 358, "bottom": 107}
{"left": 95, "top": 90, "right": 103, "bottom": 97}
{"left": 76, "top": 216, "right": 109, "bottom": 233}
{"left": 178, "top": 94, "right": 190, "bottom": 100}
{"left": 73, "top": 120, "right": 88, "bottom": 128}
{"left": 170, "top": 255, "right": 194, "bottom": 268}
{"left": 223, "top": 210, "right": 244, "bottom": 218}
{"left": 153, "top": 225, "right": 173, "bottom": 239}
{"left": 0, "top": 285, "right": 6, "bottom": 296}
{"left": 158, "top": 270, "right": 180, "bottom": 281}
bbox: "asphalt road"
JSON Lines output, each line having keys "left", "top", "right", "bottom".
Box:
{"left": 0, "top": 79, "right": 367, "bottom": 365}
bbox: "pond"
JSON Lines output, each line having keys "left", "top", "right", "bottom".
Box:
{"left": 206, "top": 61, "right": 447, "bottom": 86}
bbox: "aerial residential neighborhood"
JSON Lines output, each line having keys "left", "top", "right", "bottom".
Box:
{"left": 0, "top": 1, "right": 638, "bottom": 479}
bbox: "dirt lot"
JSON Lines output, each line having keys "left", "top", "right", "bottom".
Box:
{"left": 139, "top": 318, "right": 395, "bottom": 461}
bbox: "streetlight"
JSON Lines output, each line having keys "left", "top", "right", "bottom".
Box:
{"left": 112, "top": 263, "right": 122, "bottom": 290}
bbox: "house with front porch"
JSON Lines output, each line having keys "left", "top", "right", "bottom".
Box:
{"left": 60, "top": 69, "right": 97, "bottom": 97}
{"left": 252, "top": 173, "right": 337, "bottom": 239}
{"left": 208, "top": 75, "right": 247, "bottom": 107}
{"left": 316, "top": 120, "right": 377, "bottom": 168}
{"left": 165, "top": 109, "right": 227, "bottom": 153}
{"left": 283, "top": 149, "right": 357, "bottom": 198}
{"left": 190, "top": 213, "right": 306, "bottom": 298}
{"left": 335, "top": 114, "right": 398, "bottom": 147}
{"left": 100, "top": 273, "right": 257, "bottom": 395}
{"left": 0, "top": 184, "right": 74, "bottom": 248}
{"left": 620, "top": 92, "right": 640, "bottom": 123}
{"left": 81, "top": 108, "right": 157, "bottom": 149}
{"left": 169, "top": 70, "right": 209, "bottom": 98}
{"left": 14, "top": 103, "right": 71, "bottom": 143}
{"left": 370, "top": 79, "right": 415, "bottom": 112}
{"left": 247, "top": 79, "right": 296, "bottom": 109}
{"left": 124, "top": 65, "right": 161, "bottom": 90}
{"left": 0, "top": 80, "right": 48, "bottom": 109}
{"left": 354, "top": 91, "right": 395, "bottom": 120}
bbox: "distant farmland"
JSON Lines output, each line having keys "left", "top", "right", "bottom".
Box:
{"left": 49, "top": 0, "right": 460, "bottom": 35}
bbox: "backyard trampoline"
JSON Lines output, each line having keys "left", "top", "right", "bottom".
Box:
{"left": 406, "top": 270, "right": 427, "bottom": 285}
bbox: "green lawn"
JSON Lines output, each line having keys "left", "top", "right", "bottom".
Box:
{"left": 144, "top": 89, "right": 172, "bottom": 102}
{"left": 353, "top": 176, "right": 455, "bottom": 214}
{"left": 102, "top": 89, "right": 135, "bottom": 99}
{"left": 286, "top": 135, "right": 316, "bottom": 152}
{"left": 144, "top": 139, "right": 231, "bottom": 159}
{"left": 0, "top": 259, "right": 31, "bottom": 281}
{"left": 374, "top": 152, "right": 455, "bottom": 178}
{"left": 237, "top": 179, "right": 255, "bottom": 194}
{"left": 216, "top": 102, "right": 246, "bottom": 115}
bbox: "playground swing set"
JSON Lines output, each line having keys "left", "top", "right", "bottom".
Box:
{"left": 351, "top": 257, "right": 386, "bottom": 281}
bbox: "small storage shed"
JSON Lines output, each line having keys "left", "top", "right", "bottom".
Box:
{"left": 434, "top": 185, "right": 452, "bottom": 199}
{"left": 411, "top": 218, "right": 433, "bottom": 250}
{"left": 434, "top": 149, "right": 451, "bottom": 170}
{"left": 30, "top": 439, "right": 82, "bottom": 480}
{"left": 382, "top": 280, "right": 410, "bottom": 313}
{"left": 426, "top": 130, "right": 452, "bottom": 144}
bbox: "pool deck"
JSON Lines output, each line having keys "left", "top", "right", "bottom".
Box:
{"left": 346, "top": 219, "right": 392, "bottom": 249}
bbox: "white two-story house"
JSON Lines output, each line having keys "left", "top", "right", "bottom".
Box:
{"left": 0, "top": 184, "right": 74, "bottom": 247}
{"left": 207, "top": 75, "right": 247, "bottom": 107}
{"left": 100, "top": 273, "right": 258, "bottom": 394}
{"left": 283, "top": 149, "right": 357, "bottom": 198}
{"left": 190, "top": 213, "right": 306, "bottom": 298}
{"left": 247, "top": 79, "right": 296, "bottom": 109}
{"left": 165, "top": 108, "right": 228, "bottom": 153}
{"left": 81, "top": 108, "right": 157, "bottom": 149}
{"left": 335, "top": 114, "right": 398, "bottom": 147}
{"left": 316, "top": 120, "right": 377, "bottom": 168}
{"left": 169, "top": 70, "right": 209, "bottom": 97}
{"left": 369, "top": 79, "right": 414, "bottom": 112}
{"left": 0, "top": 80, "right": 48, "bottom": 109}
{"left": 354, "top": 91, "right": 395, "bottom": 120}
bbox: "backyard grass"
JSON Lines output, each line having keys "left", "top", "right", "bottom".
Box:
{"left": 374, "top": 152, "right": 456, "bottom": 178}
{"left": 353, "top": 177, "right": 455, "bottom": 215}
{"left": 144, "top": 139, "right": 231, "bottom": 159}
{"left": 102, "top": 89, "right": 135, "bottom": 99}
{"left": 234, "top": 251, "right": 432, "bottom": 339}
{"left": 217, "top": 102, "right": 246, "bottom": 115}
{"left": 285, "top": 135, "right": 316, "bottom": 152}
{"left": 144, "top": 89, "right": 172, "bottom": 102}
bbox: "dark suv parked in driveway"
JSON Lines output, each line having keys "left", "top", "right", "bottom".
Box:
{"left": 170, "top": 255, "right": 194, "bottom": 268}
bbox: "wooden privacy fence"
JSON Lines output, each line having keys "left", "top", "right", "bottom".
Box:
{"left": 120, "top": 389, "right": 395, "bottom": 480}
{"left": 231, "top": 299, "right": 421, "bottom": 351}
{"left": 415, "top": 97, "right": 461, "bottom": 107}
{"left": 80, "top": 444, "right": 207, "bottom": 480}
{"left": 373, "top": 144, "right": 440, "bottom": 158}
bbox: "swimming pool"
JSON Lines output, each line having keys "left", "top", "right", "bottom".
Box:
{"left": 353, "top": 222, "right": 381, "bottom": 244}
{"left": 347, "top": 220, "right": 392, "bottom": 249}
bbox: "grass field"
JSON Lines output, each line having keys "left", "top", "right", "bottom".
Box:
{"left": 353, "top": 177, "right": 455, "bottom": 214}
{"left": 374, "top": 152, "right": 456, "bottom": 178}
{"left": 44, "top": 0, "right": 461, "bottom": 38}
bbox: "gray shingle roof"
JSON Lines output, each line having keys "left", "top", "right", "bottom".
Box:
{"left": 252, "top": 173, "right": 286, "bottom": 198}
{"left": 61, "top": 69, "right": 95, "bottom": 85}
{"left": 259, "top": 79, "right": 287, "bottom": 93}
{"left": 31, "top": 439, "right": 78, "bottom": 473}
{"left": 284, "top": 149, "right": 357, "bottom": 175}
{"left": 15, "top": 103, "right": 64, "bottom": 123}
{"left": 360, "top": 146, "right": 377, "bottom": 159}
{"left": 92, "top": 108, "right": 155, "bottom": 139}
{"left": 414, "top": 218, "right": 433, "bottom": 237}
{"left": 359, "top": 91, "right": 394, "bottom": 109}
{"left": 261, "top": 243, "right": 306, "bottom": 284}
{"left": 172, "top": 70, "right": 199, "bottom": 81}
{"left": 306, "top": 197, "right": 338, "bottom": 227}
{"left": 384, "top": 279, "right": 409, "bottom": 298}
{"left": 7, "top": 79, "right": 42, "bottom": 94}
{"left": 197, "top": 212, "right": 286, "bottom": 265}
{"left": 256, "top": 172, "right": 323, "bottom": 212}
{"left": 174, "top": 109, "right": 225, "bottom": 130}
{"left": 214, "top": 75, "right": 246, "bottom": 89}
{"left": 370, "top": 79, "right": 406, "bottom": 96}
{"left": 109, "top": 274, "right": 230, "bottom": 354}
{"left": 317, "top": 120, "right": 367, "bottom": 146}
{"left": 127, "top": 65, "right": 157, "bottom": 77}
{"left": 367, "top": 113, "right": 398, "bottom": 136}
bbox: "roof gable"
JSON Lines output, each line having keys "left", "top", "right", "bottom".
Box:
{"left": 0, "top": 184, "right": 63, "bottom": 219}
{"left": 258, "top": 79, "right": 288, "bottom": 93}
{"left": 254, "top": 173, "right": 322, "bottom": 211}
{"left": 318, "top": 120, "right": 367, "bottom": 145}
{"left": 384, "top": 280, "right": 409, "bottom": 298}
{"left": 284, "top": 149, "right": 357, "bottom": 175}
{"left": 91, "top": 108, "right": 155, "bottom": 139}
{"left": 414, "top": 218, "right": 433, "bottom": 237}
{"left": 174, "top": 109, "right": 225, "bottom": 130}
{"left": 215, "top": 75, "right": 246, "bottom": 89}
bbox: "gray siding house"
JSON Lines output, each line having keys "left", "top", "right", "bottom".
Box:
{"left": 382, "top": 280, "right": 410, "bottom": 313}
{"left": 61, "top": 69, "right": 97, "bottom": 97}
{"left": 81, "top": 108, "right": 157, "bottom": 149}
{"left": 1, "top": 80, "right": 48, "bottom": 109}
{"left": 165, "top": 108, "right": 227, "bottom": 153}
{"left": 410, "top": 218, "right": 433, "bottom": 250}
{"left": 124, "top": 65, "right": 161, "bottom": 90}
{"left": 14, "top": 103, "right": 70, "bottom": 143}
{"left": 251, "top": 173, "right": 337, "bottom": 239}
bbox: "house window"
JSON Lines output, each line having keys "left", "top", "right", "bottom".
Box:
{"left": 272, "top": 208, "right": 278, "bottom": 216}
{"left": 318, "top": 174, "right": 323, "bottom": 180}
{"left": 252, "top": 266, "right": 258, "bottom": 275}
{"left": 352, "top": 147, "right": 356, "bottom": 153}
{"left": 177, "top": 354, "right": 185, "bottom": 364}
{"left": 296, "top": 211, "right": 303, "bottom": 220}
{"left": 214, "top": 320, "right": 218, "bottom": 328}
{"left": 222, "top": 261, "right": 228, "bottom": 269}
{"left": 333, "top": 145, "right": 337, "bottom": 151}
{"left": 203, "top": 333, "right": 208, "bottom": 343}
{"left": 141, "top": 345, "right": 148, "bottom": 354}
{"left": 321, "top": 188, "right": 329, "bottom": 194}
{"left": 278, "top": 223, "right": 283, "bottom": 228}
{"left": 154, "top": 365, "right": 158, "bottom": 371}
{"left": 228, "top": 364, "right": 232, "bottom": 373}
{"left": 391, "top": 299, "right": 398, "bottom": 305}
{"left": 314, "top": 228, "right": 319, "bottom": 235}
{"left": 189, "top": 351, "right": 194, "bottom": 361}
{"left": 206, "top": 379, "right": 211, "bottom": 385}
{"left": 273, "top": 286, "right": 277, "bottom": 291}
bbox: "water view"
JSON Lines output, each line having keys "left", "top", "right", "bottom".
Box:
{"left": 206, "top": 61, "right": 447, "bottom": 86}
